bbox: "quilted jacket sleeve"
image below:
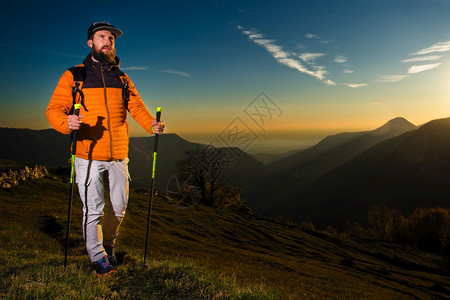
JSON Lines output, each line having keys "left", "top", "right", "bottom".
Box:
{"left": 125, "top": 74, "right": 156, "bottom": 134}
{"left": 46, "top": 70, "right": 74, "bottom": 135}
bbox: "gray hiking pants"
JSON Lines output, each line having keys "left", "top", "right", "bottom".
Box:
{"left": 75, "top": 157, "right": 130, "bottom": 263}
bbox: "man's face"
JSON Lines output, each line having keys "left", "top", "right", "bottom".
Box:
{"left": 88, "top": 30, "right": 116, "bottom": 64}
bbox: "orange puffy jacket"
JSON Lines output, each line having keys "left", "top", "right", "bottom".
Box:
{"left": 47, "top": 55, "right": 155, "bottom": 161}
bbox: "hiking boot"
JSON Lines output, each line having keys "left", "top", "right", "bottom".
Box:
{"left": 104, "top": 244, "right": 117, "bottom": 265}
{"left": 94, "top": 256, "right": 115, "bottom": 276}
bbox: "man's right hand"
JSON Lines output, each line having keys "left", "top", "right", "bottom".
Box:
{"left": 67, "top": 114, "right": 83, "bottom": 131}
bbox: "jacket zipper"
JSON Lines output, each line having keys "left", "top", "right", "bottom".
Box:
{"left": 101, "top": 66, "right": 114, "bottom": 160}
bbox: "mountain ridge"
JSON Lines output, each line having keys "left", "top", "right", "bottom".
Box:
{"left": 2, "top": 116, "right": 446, "bottom": 229}
{"left": 243, "top": 117, "right": 418, "bottom": 214}
{"left": 274, "top": 117, "right": 450, "bottom": 227}
{"left": 0, "top": 128, "right": 264, "bottom": 190}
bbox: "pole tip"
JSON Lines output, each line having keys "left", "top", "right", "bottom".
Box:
{"left": 157, "top": 107, "right": 162, "bottom": 112}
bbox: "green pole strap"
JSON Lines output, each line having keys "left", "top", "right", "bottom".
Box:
{"left": 74, "top": 103, "right": 81, "bottom": 110}
{"left": 70, "top": 155, "right": 76, "bottom": 184}
{"left": 152, "top": 106, "right": 162, "bottom": 179}
{"left": 152, "top": 152, "right": 157, "bottom": 179}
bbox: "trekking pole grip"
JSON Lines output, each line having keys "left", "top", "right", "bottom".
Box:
{"left": 70, "top": 103, "right": 81, "bottom": 182}
{"left": 71, "top": 104, "right": 81, "bottom": 156}
{"left": 74, "top": 103, "right": 81, "bottom": 116}
{"left": 155, "top": 107, "right": 162, "bottom": 133}
{"left": 156, "top": 107, "right": 162, "bottom": 122}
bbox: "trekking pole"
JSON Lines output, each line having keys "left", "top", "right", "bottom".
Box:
{"left": 143, "top": 107, "right": 162, "bottom": 266}
{"left": 64, "top": 102, "right": 81, "bottom": 268}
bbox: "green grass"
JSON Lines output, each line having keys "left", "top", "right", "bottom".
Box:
{"left": 1, "top": 247, "right": 272, "bottom": 299}
{"left": 0, "top": 222, "right": 275, "bottom": 299}
{"left": 1, "top": 162, "right": 450, "bottom": 299}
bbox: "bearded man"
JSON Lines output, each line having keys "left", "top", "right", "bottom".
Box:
{"left": 47, "top": 22, "right": 165, "bottom": 276}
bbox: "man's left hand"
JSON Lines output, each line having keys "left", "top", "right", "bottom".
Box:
{"left": 152, "top": 119, "right": 165, "bottom": 134}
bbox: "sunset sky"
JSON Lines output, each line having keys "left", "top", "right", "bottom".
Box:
{"left": 1, "top": 0, "right": 450, "bottom": 152}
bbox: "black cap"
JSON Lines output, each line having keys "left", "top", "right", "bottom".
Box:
{"left": 87, "top": 21, "right": 123, "bottom": 40}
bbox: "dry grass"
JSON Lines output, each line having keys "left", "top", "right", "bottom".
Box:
{"left": 1, "top": 165, "right": 449, "bottom": 299}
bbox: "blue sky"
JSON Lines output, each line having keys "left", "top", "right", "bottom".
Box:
{"left": 2, "top": 0, "right": 450, "bottom": 152}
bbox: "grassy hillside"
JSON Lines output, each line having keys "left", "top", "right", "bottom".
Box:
{"left": 1, "top": 162, "right": 450, "bottom": 299}
{"left": 0, "top": 128, "right": 70, "bottom": 167}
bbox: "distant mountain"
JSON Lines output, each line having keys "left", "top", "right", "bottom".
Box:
{"left": 267, "top": 131, "right": 365, "bottom": 173}
{"left": 245, "top": 117, "right": 417, "bottom": 214}
{"left": 0, "top": 128, "right": 199, "bottom": 173}
{"left": 0, "top": 128, "right": 264, "bottom": 190}
{"left": 274, "top": 117, "right": 450, "bottom": 227}
{"left": 249, "top": 148, "right": 305, "bottom": 165}
{"left": 269, "top": 117, "right": 416, "bottom": 176}
{"left": 128, "top": 134, "right": 203, "bottom": 188}
{"left": 0, "top": 128, "right": 69, "bottom": 167}
{"left": 286, "top": 117, "right": 417, "bottom": 183}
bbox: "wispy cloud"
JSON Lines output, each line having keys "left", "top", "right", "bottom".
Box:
{"left": 121, "top": 66, "right": 149, "bottom": 70}
{"left": 377, "top": 75, "right": 409, "bottom": 83}
{"left": 50, "top": 52, "right": 85, "bottom": 59}
{"left": 407, "top": 63, "right": 441, "bottom": 74}
{"left": 402, "top": 55, "right": 441, "bottom": 63}
{"left": 411, "top": 41, "right": 450, "bottom": 55}
{"left": 238, "top": 26, "right": 335, "bottom": 85}
{"left": 378, "top": 40, "right": 450, "bottom": 84}
{"left": 1, "top": 44, "right": 28, "bottom": 51}
{"left": 159, "top": 69, "right": 192, "bottom": 77}
{"left": 305, "top": 33, "right": 320, "bottom": 39}
{"left": 304, "top": 33, "right": 333, "bottom": 45}
{"left": 343, "top": 83, "right": 367, "bottom": 88}
{"left": 323, "top": 79, "right": 337, "bottom": 85}
{"left": 1, "top": 43, "right": 84, "bottom": 59}
{"left": 298, "top": 52, "right": 326, "bottom": 63}
{"left": 344, "top": 69, "right": 354, "bottom": 74}
{"left": 121, "top": 66, "right": 192, "bottom": 77}
{"left": 334, "top": 54, "right": 347, "bottom": 64}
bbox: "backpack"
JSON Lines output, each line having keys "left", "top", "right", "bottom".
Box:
{"left": 68, "top": 66, "right": 130, "bottom": 114}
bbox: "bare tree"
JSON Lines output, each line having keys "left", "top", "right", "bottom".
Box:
{"left": 390, "top": 209, "right": 407, "bottom": 242}
{"left": 407, "top": 207, "right": 450, "bottom": 252}
{"left": 176, "top": 146, "right": 243, "bottom": 208}
{"left": 368, "top": 203, "right": 392, "bottom": 241}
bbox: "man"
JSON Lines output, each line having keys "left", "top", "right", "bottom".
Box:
{"left": 47, "top": 21, "right": 164, "bottom": 276}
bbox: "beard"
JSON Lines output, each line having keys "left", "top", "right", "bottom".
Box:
{"left": 91, "top": 43, "right": 116, "bottom": 64}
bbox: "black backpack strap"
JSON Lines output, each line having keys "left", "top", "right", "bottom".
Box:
{"left": 68, "top": 66, "right": 88, "bottom": 113}
{"left": 114, "top": 69, "right": 131, "bottom": 111}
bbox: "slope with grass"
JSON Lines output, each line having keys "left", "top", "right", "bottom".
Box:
{"left": 1, "top": 162, "right": 449, "bottom": 299}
